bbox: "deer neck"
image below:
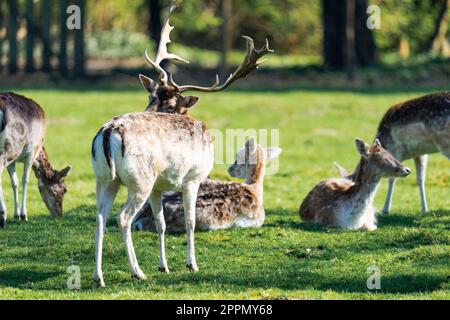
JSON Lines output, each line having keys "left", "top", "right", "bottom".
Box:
{"left": 351, "top": 158, "right": 381, "bottom": 210}
{"left": 32, "top": 147, "right": 57, "bottom": 183}
{"left": 245, "top": 150, "right": 266, "bottom": 205}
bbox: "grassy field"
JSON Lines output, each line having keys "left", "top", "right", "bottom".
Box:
{"left": 0, "top": 85, "right": 448, "bottom": 299}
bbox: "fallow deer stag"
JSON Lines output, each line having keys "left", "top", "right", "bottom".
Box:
{"left": 132, "top": 137, "right": 282, "bottom": 233}
{"left": 299, "top": 138, "right": 410, "bottom": 231}
{"left": 0, "top": 93, "right": 72, "bottom": 228}
{"left": 91, "top": 2, "right": 272, "bottom": 287}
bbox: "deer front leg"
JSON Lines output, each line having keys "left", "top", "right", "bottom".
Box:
{"left": 118, "top": 191, "right": 149, "bottom": 281}
{"left": 0, "top": 165, "right": 6, "bottom": 228}
{"left": 7, "top": 163, "right": 20, "bottom": 219}
{"left": 382, "top": 178, "right": 397, "bottom": 214}
{"left": 149, "top": 191, "right": 169, "bottom": 273}
{"left": 183, "top": 181, "right": 200, "bottom": 272}
{"left": 19, "top": 158, "right": 33, "bottom": 221}
{"left": 414, "top": 155, "right": 428, "bottom": 213}
{"left": 93, "top": 180, "right": 120, "bottom": 288}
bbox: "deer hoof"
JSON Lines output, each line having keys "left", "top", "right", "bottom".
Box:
{"left": 93, "top": 276, "right": 105, "bottom": 288}
{"left": 131, "top": 272, "right": 147, "bottom": 281}
{"left": 158, "top": 267, "right": 170, "bottom": 273}
{"left": 186, "top": 264, "right": 199, "bottom": 272}
{"left": 0, "top": 218, "right": 5, "bottom": 229}
{"left": 20, "top": 215, "right": 27, "bottom": 222}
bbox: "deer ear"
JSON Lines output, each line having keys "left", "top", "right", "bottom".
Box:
{"left": 181, "top": 96, "right": 199, "bottom": 109}
{"left": 57, "top": 166, "right": 72, "bottom": 180}
{"left": 355, "top": 138, "right": 370, "bottom": 158}
{"left": 265, "top": 147, "right": 282, "bottom": 161}
{"left": 246, "top": 137, "right": 257, "bottom": 155}
{"left": 373, "top": 139, "right": 382, "bottom": 147}
{"left": 334, "top": 161, "right": 349, "bottom": 178}
{"left": 139, "top": 74, "right": 157, "bottom": 93}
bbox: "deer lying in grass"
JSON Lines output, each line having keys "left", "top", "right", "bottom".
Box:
{"left": 299, "top": 138, "right": 410, "bottom": 231}
{"left": 132, "top": 137, "right": 282, "bottom": 233}
{"left": 0, "top": 92, "right": 71, "bottom": 228}
{"left": 336, "top": 93, "right": 449, "bottom": 214}
{"left": 91, "top": 2, "right": 272, "bottom": 287}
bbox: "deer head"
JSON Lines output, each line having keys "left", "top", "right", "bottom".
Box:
{"left": 139, "top": 1, "right": 273, "bottom": 115}
{"left": 228, "top": 137, "right": 282, "bottom": 181}
{"left": 355, "top": 138, "right": 411, "bottom": 178}
{"left": 36, "top": 166, "right": 71, "bottom": 217}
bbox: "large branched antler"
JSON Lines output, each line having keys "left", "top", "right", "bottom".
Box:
{"left": 170, "top": 36, "right": 274, "bottom": 93}
{"left": 144, "top": 0, "right": 189, "bottom": 84}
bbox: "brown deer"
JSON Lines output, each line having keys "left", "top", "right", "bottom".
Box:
{"left": 336, "top": 93, "right": 449, "bottom": 214}
{"left": 132, "top": 137, "right": 282, "bottom": 233}
{"left": 299, "top": 138, "right": 410, "bottom": 231}
{"left": 0, "top": 93, "right": 71, "bottom": 228}
{"left": 91, "top": 2, "right": 272, "bottom": 287}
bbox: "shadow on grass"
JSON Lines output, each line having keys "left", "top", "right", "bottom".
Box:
{"left": 379, "top": 209, "right": 450, "bottom": 229}
{"left": 0, "top": 269, "right": 60, "bottom": 289}
{"left": 152, "top": 268, "right": 447, "bottom": 294}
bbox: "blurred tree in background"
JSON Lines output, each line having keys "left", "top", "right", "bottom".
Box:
{"left": 0, "top": 0, "right": 448, "bottom": 75}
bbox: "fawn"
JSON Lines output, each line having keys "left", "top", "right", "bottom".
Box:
{"left": 133, "top": 137, "right": 282, "bottom": 232}
{"left": 0, "top": 93, "right": 71, "bottom": 228}
{"left": 91, "top": 2, "right": 272, "bottom": 287}
{"left": 299, "top": 138, "right": 410, "bottom": 231}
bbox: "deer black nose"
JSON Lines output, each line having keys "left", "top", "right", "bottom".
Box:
{"left": 404, "top": 167, "right": 411, "bottom": 175}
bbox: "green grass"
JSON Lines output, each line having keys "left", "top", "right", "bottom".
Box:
{"left": 0, "top": 86, "right": 448, "bottom": 299}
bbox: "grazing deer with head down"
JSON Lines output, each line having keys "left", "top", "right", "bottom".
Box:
{"left": 132, "top": 137, "right": 282, "bottom": 233}
{"left": 0, "top": 93, "right": 72, "bottom": 228}
{"left": 336, "top": 93, "right": 449, "bottom": 214}
{"left": 91, "top": 2, "right": 272, "bottom": 287}
{"left": 299, "top": 138, "right": 411, "bottom": 231}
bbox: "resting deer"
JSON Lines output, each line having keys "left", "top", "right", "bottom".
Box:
{"left": 91, "top": 2, "right": 272, "bottom": 287}
{"left": 132, "top": 137, "right": 281, "bottom": 233}
{"left": 336, "top": 93, "right": 449, "bottom": 214}
{"left": 0, "top": 92, "right": 71, "bottom": 228}
{"left": 299, "top": 138, "right": 411, "bottom": 231}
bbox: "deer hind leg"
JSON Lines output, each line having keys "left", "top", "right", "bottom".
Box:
{"left": 382, "top": 178, "right": 397, "bottom": 214}
{"left": 93, "top": 180, "right": 120, "bottom": 288}
{"left": 183, "top": 181, "right": 200, "bottom": 272}
{"left": 414, "top": 155, "right": 429, "bottom": 214}
{"left": 7, "top": 163, "right": 20, "bottom": 219}
{"left": 19, "top": 157, "right": 33, "bottom": 221}
{"left": 0, "top": 164, "right": 6, "bottom": 228}
{"left": 149, "top": 190, "right": 169, "bottom": 273}
{"left": 117, "top": 187, "right": 152, "bottom": 280}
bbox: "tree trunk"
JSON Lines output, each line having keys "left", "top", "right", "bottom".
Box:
{"left": 355, "top": 0, "right": 376, "bottom": 66}
{"left": 7, "top": 0, "right": 18, "bottom": 74}
{"left": 74, "top": 0, "right": 86, "bottom": 77}
{"left": 25, "top": 0, "right": 35, "bottom": 73}
{"left": 59, "top": 0, "right": 68, "bottom": 75}
{"left": 42, "top": 0, "right": 51, "bottom": 72}
{"left": 323, "top": 0, "right": 376, "bottom": 69}
{"left": 345, "top": 0, "right": 356, "bottom": 80}
{"left": 0, "top": 1, "right": 4, "bottom": 72}
{"left": 430, "top": 0, "right": 450, "bottom": 55}
{"left": 322, "top": 0, "right": 346, "bottom": 69}
{"left": 148, "top": 0, "right": 162, "bottom": 45}
{"left": 220, "top": 0, "right": 232, "bottom": 76}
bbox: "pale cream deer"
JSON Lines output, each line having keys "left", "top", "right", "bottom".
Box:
{"left": 91, "top": 2, "right": 272, "bottom": 287}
